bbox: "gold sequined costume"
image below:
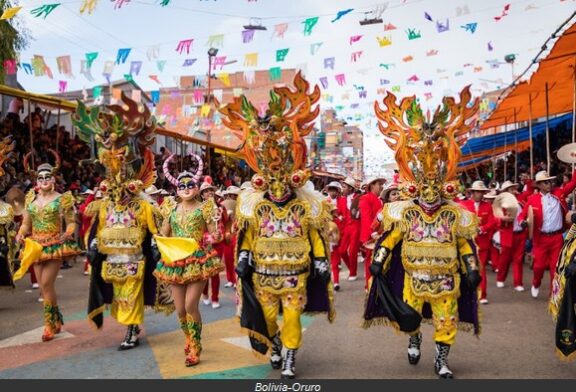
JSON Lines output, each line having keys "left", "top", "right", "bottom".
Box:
{"left": 363, "top": 87, "right": 481, "bottom": 379}
{"left": 217, "top": 71, "right": 334, "bottom": 379}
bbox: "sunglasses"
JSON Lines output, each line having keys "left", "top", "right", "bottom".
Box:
{"left": 178, "top": 182, "right": 196, "bottom": 191}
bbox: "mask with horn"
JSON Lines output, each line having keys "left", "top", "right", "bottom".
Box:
{"left": 71, "top": 92, "right": 157, "bottom": 204}
{"left": 162, "top": 152, "right": 204, "bottom": 190}
{"left": 374, "top": 86, "right": 479, "bottom": 211}
{"left": 23, "top": 149, "right": 61, "bottom": 193}
{"left": 216, "top": 71, "right": 320, "bottom": 203}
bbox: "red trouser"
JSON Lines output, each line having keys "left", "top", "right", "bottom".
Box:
{"left": 363, "top": 249, "right": 372, "bottom": 289}
{"left": 497, "top": 231, "right": 527, "bottom": 287}
{"left": 222, "top": 236, "right": 236, "bottom": 285}
{"left": 203, "top": 244, "right": 224, "bottom": 302}
{"left": 330, "top": 244, "right": 342, "bottom": 284}
{"left": 338, "top": 224, "right": 360, "bottom": 277}
{"left": 478, "top": 249, "right": 489, "bottom": 300}
{"left": 532, "top": 232, "right": 563, "bottom": 289}
{"left": 489, "top": 244, "right": 500, "bottom": 272}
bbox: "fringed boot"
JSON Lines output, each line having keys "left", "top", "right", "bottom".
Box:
{"left": 41, "top": 301, "right": 57, "bottom": 342}
{"left": 434, "top": 342, "right": 454, "bottom": 379}
{"left": 118, "top": 324, "right": 141, "bottom": 351}
{"left": 185, "top": 315, "right": 201, "bottom": 367}
{"left": 281, "top": 348, "right": 297, "bottom": 379}
{"left": 53, "top": 305, "right": 64, "bottom": 334}
{"left": 407, "top": 332, "right": 422, "bottom": 365}
{"left": 270, "top": 332, "right": 283, "bottom": 369}
{"left": 179, "top": 316, "right": 191, "bottom": 355}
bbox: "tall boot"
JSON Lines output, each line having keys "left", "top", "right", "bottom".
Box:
{"left": 281, "top": 348, "right": 297, "bottom": 379}
{"left": 53, "top": 305, "right": 64, "bottom": 334}
{"left": 434, "top": 342, "right": 454, "bottom": 379}
{"left": 270, "top": 332, "right": 283, "bottom": 369}
{"left": 185, "top": 315, "right": 201, "bottom": 367}
{"left": 118, "top": 324, "right": 141, "bottom": 351}
{"left": 407, "top": 332, "right": 422, "bottom": 365}
{"left": 179, "top": 316, "right": 190, "bottom": 355}
{"left": 41, "top": 301, "right": 57, "bottom": 342}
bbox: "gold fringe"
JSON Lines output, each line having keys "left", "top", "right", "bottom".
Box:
{"left": 555, "top": 347, "right": 576, "bottom": 362}
{"left": 239, "top": 327, "right": 272, "bottom": 358}
{"left": 87, "top": 305, "right": 107, "bottom": 330}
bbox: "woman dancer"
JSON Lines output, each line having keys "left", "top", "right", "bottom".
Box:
{"left": 154, "top": 154, "right": 224, "bottom": 366}
{"left": 15, "top": 151, "right": 80, "bottom": 341}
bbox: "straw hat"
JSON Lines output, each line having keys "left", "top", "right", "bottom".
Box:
{"left": 499, "top": 180, "right": 518, "bottom": 192}
{"left": 326, "top": 181, "right": 343, "bottom": 192}
{"left": 380, "top": 183, "right": 399, "bottom": 201}
{"left": 363, "top": 176, "right": 387, "bottom": 187}
{"left": 483, "top": 189, "right": 498, "bottom": 199}
{"left": 342, "top": 177, "right": 358, "bottom": 190}
{"left": 534, "top": 171, "right": 556, "bottom": 183}
{"left": 199, "top": 182, "right": 216, "bottom": 193}
{"left": 240, "top": 181, "right": 252, "bottom": 191}
{"left": 145, "top": 185, "right": 161, "bottom": 195}
{"left": 223, "top": 185, "right": 241, "bottom": 196}
{"left": 82, "top": 189, "right": 95, "bottom": 195}
{"left": 467, "top": 180, "right": 490, "bottom": 192}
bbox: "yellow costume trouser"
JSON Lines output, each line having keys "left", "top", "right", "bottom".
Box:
{"left": 102, "top": 261, "right": 145, "bottom": 326}
{"left": 254, "top": 279, "right": 307, "bottom": 350}
{"left": 403, "top": 275, "right": 458, "bottom": 345}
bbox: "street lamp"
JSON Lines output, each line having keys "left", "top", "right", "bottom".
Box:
{"left": 206, "top": 47, "right": 219, "bottom": 177}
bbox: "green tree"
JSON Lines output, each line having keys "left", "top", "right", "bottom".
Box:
{"left": 0, "top": 0, "right": 30, "bottom": 84}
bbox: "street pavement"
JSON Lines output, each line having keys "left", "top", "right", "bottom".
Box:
{"left": 1, "top": 257, "right": 575, "bottom": 379}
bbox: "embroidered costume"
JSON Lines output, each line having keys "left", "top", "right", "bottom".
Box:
{"left": 363, "top": 87, "right": 481, "bottom": 379}
{"left": 73, "top": 93, "right": 173, "bottom": 350}
{"left": 0, "top": 137, "right": 16, "bottom": 290}
{"left": 153, "top": 154, "right": 224, "bottom": 367}
{"left": 217, "top": 71, "right": 335, "bottom": 379}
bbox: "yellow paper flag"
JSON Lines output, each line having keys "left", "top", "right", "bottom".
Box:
{"left": 244, "top": 53, "right": 258, "bottom": 67}
{"left": 1, "top": 6, "right": 22, "bottom": 20}
{"left": 217, "top": 72, "right": 230, "bottom": 86}
{"left": 200, "top": 104, "right": 211, "bottom": 117}
{"left": 154, "top": 235, "right": 199, "bottom": 264}
{"left": 13, "top": 238, "right": 43, "bottom": 281}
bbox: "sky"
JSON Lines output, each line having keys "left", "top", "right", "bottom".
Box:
{"left": 8, "top": 0, "right": 576, "bottom": 176}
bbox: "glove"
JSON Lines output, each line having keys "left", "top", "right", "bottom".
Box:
{"left": 86, "top": 239, "right": 98, "bottom": 265}
{"left": 313, "top": 258, "right": 330, "bottom": 283}
{"left": 565, "top": 262, "right": 576, "bottom": 279}
{"left": 235, "top": 250, "right": 253, "bottom": 279}
{"left": 466, "top": 270, "right": 482, "bottom": 290}
{"left": 369, "top": 261, "right": 383, "bottom": 277}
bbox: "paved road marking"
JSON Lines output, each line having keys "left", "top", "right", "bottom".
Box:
{"left": 0, "top": 327, "right": 74, "bottom": 349}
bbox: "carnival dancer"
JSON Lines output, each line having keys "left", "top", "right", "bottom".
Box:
{"left": 73, "top": 94, "right": 173, "bottom": 350}
{"left": 14, "top": 150, "right": 81, "bottom": 342}
{"left": 217, "top": 71, "right": 335, "bottom": 379}
{"left": 495, "top": 181, "right": 529, "bottom": 291}
{"left": 518, "top": 170, "right": 576, "bottom": 298}
{"left": 550, "top": 211, "right": 576, "bottom": 361}
{"left": 324, "top": 181, "right": 344, "bottom": 290}
{"left": 359, "top": 176, "right": 385, "bottom": 289}
{"left": 198, "top": 178, "right": 225, "bottom": 309}
{"left": 0, "top": 137, "right": 17, "bottom": 290}
{"left": 154, "top": 154, "right": 224, "bottom": 366}
{"left": 364, "top": 87, "right": 481, "bottom": 379}
{"left": 460, "top": 181, "right": 497, "bottom": 304}
{"left": 482, "top": 190, "right": 499, "bottom": 274}
{"left": 221, "top": 185, "right": 240, "bottom": 289}
{"left": 337, "top": 177, "right": 361, "bottom": 281}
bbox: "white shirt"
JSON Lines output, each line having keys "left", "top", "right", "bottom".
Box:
{"left": 541, "top": 192, "right": 563, "bottom": 233}
{"left": 347, "top": 194, "right": 353, "bottom": 210}
{"left": 474, "top": 201, "right": 480, "bottom": 214}
{"left": 513, "top": 213, "right": 523, "bottom": 232}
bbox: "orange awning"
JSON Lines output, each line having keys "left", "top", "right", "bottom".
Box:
{"left": 480, "top": 22, "right": 576, "bottom": 130}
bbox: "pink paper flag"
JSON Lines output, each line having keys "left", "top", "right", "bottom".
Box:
{"left": 335, "top": 73, "right": 346, "bottom": 86}
{"left": 349, "top": 35, "right": 363, "bottom": 45}
{"left": 3, "top": 59, "right": 16, "bottom": 75}
{"left": 58, "top": 80, "right": 67, "bottom": 93}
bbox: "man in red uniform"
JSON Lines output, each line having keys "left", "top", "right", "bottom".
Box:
{"left": 324, "top": 181, "right": 344, "bottom": 290}
{"left": 460, "top": 180, "right": 497, "bottom": 304}
{"left": 518, "top": 170, "right": 576, "bottom": 298}
{"left": 495, "top": 180, "right": 532, "bottom": 292}
{"left": 359, "top": 176, "right": 385, "bottom": 289}
{"left": 336, "top": 177, "right": 361, "bottom": 281}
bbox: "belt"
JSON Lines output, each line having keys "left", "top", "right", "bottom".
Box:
{"left": 513, "top": 230, "right": 524, "bottom": 234}
{"left": 540, "top": 230, "right": 563, "bottom": 236}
